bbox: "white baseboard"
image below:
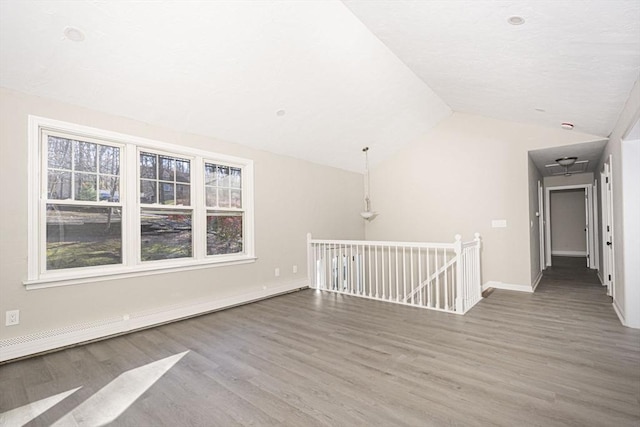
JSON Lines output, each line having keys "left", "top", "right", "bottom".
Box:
{"left": 612, "top": 299, "right": 626, "bottom": 327}
{"left": 597, "top": 271, "right": 604, "bottom": 285}
{"left": 531, "top": 271, "right": 543, "bottom": 292}
{"left": 0, "top": 280, "right": 308, "bottom": 363}
{"left": 483, "top": 281, "right": 534, "bottom": 293}
{"left": 551, "top": 250, "right": 587, "bottom": 257}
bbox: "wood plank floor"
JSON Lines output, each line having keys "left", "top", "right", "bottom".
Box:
{"left": 1, "top": 257, "right": 639, "bottom": 426}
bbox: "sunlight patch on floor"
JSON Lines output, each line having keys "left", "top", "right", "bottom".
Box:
{"left": 0, "top": 387, "right": 81, "bottom": 426}
{"left": 51, "top": 350, "right": 189, "bottom": 426}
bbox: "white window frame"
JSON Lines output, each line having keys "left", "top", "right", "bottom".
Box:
{"left": 138, "top": 148, "right": 195, "bottom": 264}
{"left": 39, "top": 128, "right": 127, "bottom": 277}
{"left": 26, "top": 116, "right": 255, "bottom": 289}
{"left": 203, "top": 159, "right": 247, "bottom": 257}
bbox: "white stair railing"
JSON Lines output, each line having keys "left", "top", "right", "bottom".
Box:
{"left": 404, "top": 257, "right": 456, "bottom": 304}
{"left": 307, "top": 233, "right": 482, "bottom": 315}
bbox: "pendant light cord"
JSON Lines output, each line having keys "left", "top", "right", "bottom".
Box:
{"left": 363, "top": 147, "right": 371, "bottom": 212}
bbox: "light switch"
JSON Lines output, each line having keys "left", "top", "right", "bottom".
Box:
{"left": 492, "top": 219, "right": 507, "bottom": 228}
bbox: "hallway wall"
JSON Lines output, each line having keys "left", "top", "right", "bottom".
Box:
{"left": 527, "top": 155, "right": 543, "bottom": 285}
{"left": 597, "top": 76, "right": 640, "bottom": 328}
{"left": 544, "top": 173, "right": 593, "bottom": 187}
{"left": 621, "top": 135, "right": 639, "bottom": 328}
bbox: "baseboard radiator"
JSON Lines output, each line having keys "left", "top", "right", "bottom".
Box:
{"left": 0, "top": 280, "right": 306, "bottom": 363}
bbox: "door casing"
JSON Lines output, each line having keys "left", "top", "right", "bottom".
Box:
{"left": 544, "top": 183, "right": 596, "bottom": 269}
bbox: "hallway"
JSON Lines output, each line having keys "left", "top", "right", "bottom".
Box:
{"left": 535, "top": 256, "right": 611, "bottom": 308}
{"left": 543, "top": 256, "right": 602, "bottom": 286}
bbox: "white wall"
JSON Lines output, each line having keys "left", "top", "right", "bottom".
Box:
{"left": 366, "top": 112, "right": 604, "bottom": 289}
{"left": 527, "top": 155, "right": 543, "bottom": 284}
{"left": 621, "top": 136, "right": 639, "bottom": 328}
{"left": 544, "top": 172, "right": 594, "bottom": 187}
{"left": 597, "top": 76, "right": 640, "bottom": 327}
{"left": 0, "top": 88, "right": 365, "bottom": 346}
{"left": 550, "top": 190, "right": 586, "bottom": 256}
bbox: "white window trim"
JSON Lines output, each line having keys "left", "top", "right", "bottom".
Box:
{"left": 26, "top": 115, "right": 256, "bottom": 289}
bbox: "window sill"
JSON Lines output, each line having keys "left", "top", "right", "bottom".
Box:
{"left": 24, "top": 256, "right": 257, "bottom": 290}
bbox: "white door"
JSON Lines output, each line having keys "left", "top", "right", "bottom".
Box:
{"left": 601, "top": 158, "right": 615, "bottom": 296}
{"left": 538, "top": 181, "right": 545, "bottom": 272}
{"left": 601, "top": 171, "right": 609, "bottom": 288}
{"left": 592, "top": 181, "right": 599, "bottom": 270}
{"left": 584, "top": 188, "right": 590, "bottom": 268}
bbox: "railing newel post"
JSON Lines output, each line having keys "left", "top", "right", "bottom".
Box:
{"left": 474, "top": 232, "right": 482, "bottom": 301}
{"left": 307, "top": 232, "right": 314, "bottom": 289}
{"left": 454, "top": 234, "right": 464, "bottom": 313}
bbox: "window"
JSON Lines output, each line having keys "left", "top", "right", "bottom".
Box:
{"left": 27, "top": 116, "right": 255, "bottom": 288}
{"left": 205, "top": 163, "right": 243, "bottom": 255}
{"left": 140, "top": 152, "right": 191, "bottom": 205}
{"left": 44, "top": 132, "right": 123, "bottom": 271}
{"left": 140, "top": 152, "right": 193, "bottom": 261}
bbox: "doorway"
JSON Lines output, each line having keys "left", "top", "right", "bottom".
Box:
{"left": 544, "top": 183, "right": 596, "bottom": 269}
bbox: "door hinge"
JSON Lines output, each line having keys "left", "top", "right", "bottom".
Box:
{"left": 607, "top": 225, "right": 610, "bottom": 232}
{"left": 608, "top": 274, "right": 612, "bottom": 281}
{"left": 606, "top": 177, "right": 609, "bottom": 183}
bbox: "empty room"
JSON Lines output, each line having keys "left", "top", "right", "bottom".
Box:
{"left": 1, "top": 1, "right": 639, "bottom": 426}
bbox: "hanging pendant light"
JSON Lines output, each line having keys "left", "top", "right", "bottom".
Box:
{"left": 556, "top": 156, "right": 578, "bottom": 176}
{"left": 360, "top": 147, "right": 378, "bottom": 221}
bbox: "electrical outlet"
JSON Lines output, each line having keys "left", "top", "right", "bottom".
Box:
{"left": 275, "top": 267, "right": 280, "bottom": 277}
{"left": 5, "top": 310, "right": 19, "bottom": 326}
{"left": 293, "top": 265, "right": 298, "bottom": 274}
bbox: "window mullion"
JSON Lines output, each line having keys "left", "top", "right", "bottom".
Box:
{"left": 243, "top": 161, "right": 255, "bottom": 258}
{"left": 37, "top": 131, "right": 48, "bottom": 278}
{"left": 70, "top": 139, "right": 76, "bottom": 200}
{"left": 192, "top": 157, "right": 205, "bottom": 260}
{"left": 126, "top": 144, "right": 140, "bottom": 266}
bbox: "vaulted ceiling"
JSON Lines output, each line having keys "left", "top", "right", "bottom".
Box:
{"left": 1, "top": 1, "right": 639, "bottom": 172}
{"left": 343, "top": 0, "right": 640, "bottom": 138}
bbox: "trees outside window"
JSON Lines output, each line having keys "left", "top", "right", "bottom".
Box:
{"left": 205, "top": 163, "right": 244, "bottom": 255}
{"left": 45, "top": 134, "right": 122, "bottom": 270}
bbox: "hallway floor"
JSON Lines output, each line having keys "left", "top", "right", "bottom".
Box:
{"left": 543, "top": 256, "right": 602, "bottom": 286}
{"left": 533, "top": 256, "right": 613, "bottom": 313}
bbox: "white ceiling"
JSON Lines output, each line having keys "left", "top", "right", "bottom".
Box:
{"left": 1, "top": 1, "right": 639, "bottom": 172}
{"left": 343, "top": 0, "right": 640, "bottom": 138}
{"left": 0, "top": 0, "right": 450, "bottom": 172}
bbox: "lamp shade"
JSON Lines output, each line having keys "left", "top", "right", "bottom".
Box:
{"left": 360, "top": 211, "right": 378, "bottom": 220}
{"left": 556, "top": 156, "right": 578, "bottom": 167}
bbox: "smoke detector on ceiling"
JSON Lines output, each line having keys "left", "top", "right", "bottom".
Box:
{"left": 64, "top": 27, "right": 84, "bottom": 42}
{"left": 507, "top": 16, "right": 525, "bottom": 25}
{"left": 63, "top": 26, "right": 85, "bottom": 42}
